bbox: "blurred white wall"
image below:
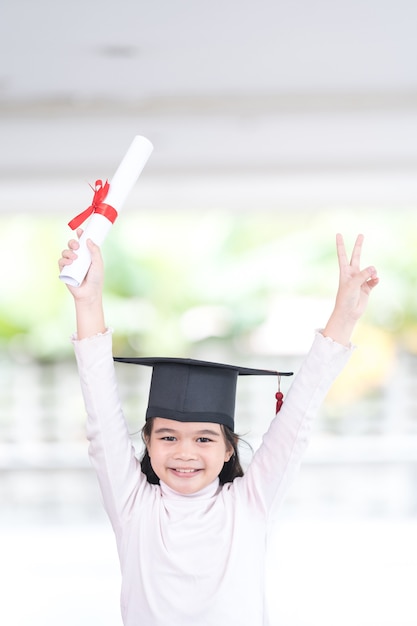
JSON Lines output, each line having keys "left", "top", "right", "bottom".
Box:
{"left": 1, "top": 0, "right": 417, "bottom": 214}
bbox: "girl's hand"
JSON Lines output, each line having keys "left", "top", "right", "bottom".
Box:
{"left": 334, "top": 233, "right": 379, "bottom": 321}
{"left": 59, "top": 229, "right": 106, "bottom": 338}
{"left": 58, "top": 229, "right": 104, "bottom": 303}
{"left": 323, "top": 233, "right": 379, "bottom": 345}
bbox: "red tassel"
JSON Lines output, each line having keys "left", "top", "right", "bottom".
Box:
{"left": 275, "top": 391, "right": 284, "bottom": 413}
{"left": 275, "top": 375, "right": 284, "bottom": 413}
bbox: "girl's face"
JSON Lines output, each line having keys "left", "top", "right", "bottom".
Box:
{"left": 145, "top": 417, "right": 233, "bottom": 495}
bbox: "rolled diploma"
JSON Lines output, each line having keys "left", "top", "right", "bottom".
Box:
{"left": 59, "top": 135, "right": 153, "bottom": 287}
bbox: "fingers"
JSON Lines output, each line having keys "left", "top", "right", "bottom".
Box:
{"left": 345, "top": 265, "right": 379, "bottom": 298}
{"left": 58, "top": 228, "right": 103, "bottom": 283}
{"left": 63, "top": 229, "right": 83, "bottom": 254}
{"left": 85, "top": 238, "right": 102, "bottom": 260}
{"left": 336, "top": 233, "right": 365, "bottom": 270}
{"left": 358, "top": 264, "right": 378, "bottom": 283}
{"left": 58, "top": 236, "right": 80, "bottom": 272}
{"left": 335, "top": 233, "right": 348, "bottom": 269}
{"left": 86, "top": 238, "right": 104, "bottom": 273}
{"left": 366, "top": 276, "right": 379, "bottom": 291}
{"left": 362, "top": 265, "right": 379, "bottom": 291}
{"left": 58, "top": 248, "right": 76, "bottom": 272}
{"left": 349, "top": 233, "right": 364, "bottom": 267}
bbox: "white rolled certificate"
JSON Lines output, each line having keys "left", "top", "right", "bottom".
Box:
{"left": 59, "top": 135, "right": 153, "bottom": 287}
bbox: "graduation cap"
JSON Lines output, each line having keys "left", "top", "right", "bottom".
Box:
{"left": 113, "top": 356, "right": 293, "bottom": 431}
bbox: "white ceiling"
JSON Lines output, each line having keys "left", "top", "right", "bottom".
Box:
{"left": 1, "top": 0, "right": 417, "bottom": 213}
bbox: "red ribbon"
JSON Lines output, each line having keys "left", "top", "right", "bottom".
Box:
{"left": 68, "top": 179, "right": 118, "bottom": 230}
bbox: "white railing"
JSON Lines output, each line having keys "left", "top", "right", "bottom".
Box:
{"left": 1, "top": 352, "right": 417, "bottom": 521}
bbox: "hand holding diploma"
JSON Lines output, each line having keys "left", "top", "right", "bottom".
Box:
{"left": 59, "top": 135, "right": 153, "bottom": 287}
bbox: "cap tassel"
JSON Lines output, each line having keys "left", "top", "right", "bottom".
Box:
{"left": 275, "top": 375, "right": 284, "bottom": 413}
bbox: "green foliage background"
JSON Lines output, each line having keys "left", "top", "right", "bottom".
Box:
{"left": 0, "top": 208, "right": 415, "bottom": 364}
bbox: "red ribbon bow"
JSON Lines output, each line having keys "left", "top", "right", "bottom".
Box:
{"left": 68, "top": 179, "right": 118, "bottom": 230}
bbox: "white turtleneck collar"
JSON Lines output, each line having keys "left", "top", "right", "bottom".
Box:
{"left": 158, "top": 477, "right": 221, "bottom": 500}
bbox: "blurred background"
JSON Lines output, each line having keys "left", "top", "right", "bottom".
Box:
{"left": 1, "top": 1, "right": 417, "bottom": 624}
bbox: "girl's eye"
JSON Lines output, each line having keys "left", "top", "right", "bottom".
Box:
{"left": 161, "top": 436, "right": 176, "bottom": 442}
{"left": 197, "top": 437, "right": 211, "bottom": 443}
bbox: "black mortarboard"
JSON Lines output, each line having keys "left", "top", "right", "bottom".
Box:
{"left": 113, "top": 356, "right": 293, "bottom": 430}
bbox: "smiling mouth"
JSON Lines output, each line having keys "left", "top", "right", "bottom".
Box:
{"left": 170, "top": 468, "right": 201, "bottom": 475}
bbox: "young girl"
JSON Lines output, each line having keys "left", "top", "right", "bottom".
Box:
{"left": 59, "top": 232, "right": 378, "bottom": 626}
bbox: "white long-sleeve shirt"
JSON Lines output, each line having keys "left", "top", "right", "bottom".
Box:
{"left": 73, "top": 331, "right": 352, "bottom": 626}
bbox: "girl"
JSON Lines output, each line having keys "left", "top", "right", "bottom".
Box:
{"left": 59, "top": 232, "right": 378, "bottom": 626}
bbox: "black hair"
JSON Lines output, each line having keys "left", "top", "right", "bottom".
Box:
{"left": 140, "top": 417, "right": 245, "bottom": 485}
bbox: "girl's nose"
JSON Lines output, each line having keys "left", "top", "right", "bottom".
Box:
{"left": 174, "top": 442, "right": 197, "bottom": 460}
